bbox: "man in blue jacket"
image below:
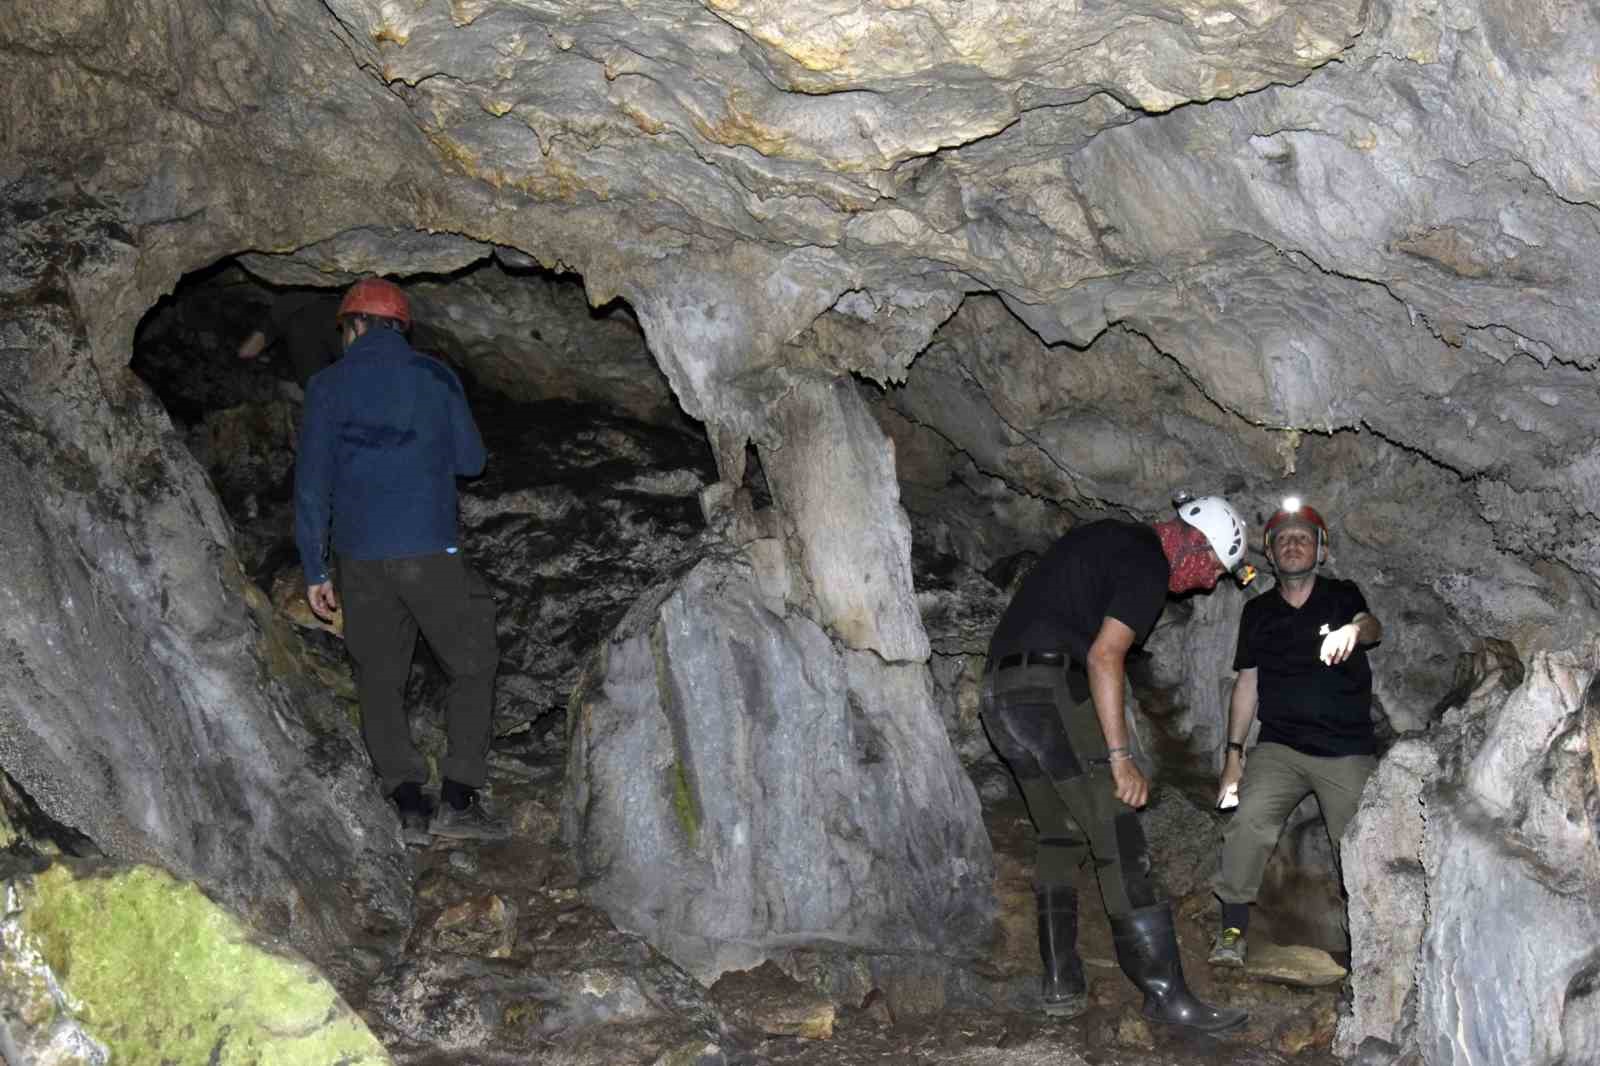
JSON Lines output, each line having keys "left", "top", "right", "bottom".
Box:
{"left": 295, "top": 277, "right": 505, "bottom": 844}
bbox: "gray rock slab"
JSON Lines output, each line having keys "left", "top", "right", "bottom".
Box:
{"left": 762, "top": 374, "right": 930, "bottom": 662}
{"left": 564, "top": 551, "right": 994, "bottom": 983}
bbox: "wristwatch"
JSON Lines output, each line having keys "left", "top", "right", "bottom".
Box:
{"left": 1226, "top": 741, "right": 1246, "bottom": 757}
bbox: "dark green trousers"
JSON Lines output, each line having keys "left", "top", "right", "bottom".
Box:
{"left": 983, "top": 663, "right": 1158, "bottom": 917}
{"left": 337, "top": 552, "right": 498, "bottom": 794}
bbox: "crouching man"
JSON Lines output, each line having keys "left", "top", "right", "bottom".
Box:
{"left": 983, "top": 495, "right": 1253, "bottom": 1032}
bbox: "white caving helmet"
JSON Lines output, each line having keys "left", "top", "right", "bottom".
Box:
{"left": 1174, "top": 492, "right": 1256, "bottom": 586}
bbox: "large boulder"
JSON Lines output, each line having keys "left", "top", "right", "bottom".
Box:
{"left": 1338, "top": 642, "right": 1600, "bottom": 1064}
{"left": 563, "top": 551, "right": 995, "bottom": 984}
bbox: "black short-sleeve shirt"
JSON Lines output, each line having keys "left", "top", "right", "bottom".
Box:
{"left": 989, "top": 520, "right": 1170, "bottom": 665}
{"left": 1233, "top": 576, "right": 1375, "bottom": 756}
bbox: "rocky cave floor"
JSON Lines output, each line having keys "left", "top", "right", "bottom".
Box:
{"left": 340, "top": 752, "right": 1346, "bottom": 1066}
{"left": 131, "top": 284, "right": 1348, "bottom": 1065}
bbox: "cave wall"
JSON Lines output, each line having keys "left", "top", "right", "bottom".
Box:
{"left": 0, "top": 189, "right": 412, "bottom": 972}
{"left": 4, "top": 3, "right": 1600, "bottom": 1057}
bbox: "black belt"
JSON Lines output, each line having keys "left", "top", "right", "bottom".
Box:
{"left": 996, "top": 650, "right": 1065, "bottom": 671}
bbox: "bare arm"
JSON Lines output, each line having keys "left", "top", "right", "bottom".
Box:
{"left": 1086, "top": 615, "right": 1146, "bottom": 808}
{"left": 1219, "top": 667, "right": 1258, "bottom": 803}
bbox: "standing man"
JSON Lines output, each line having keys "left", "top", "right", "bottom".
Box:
{"left": 1209, "top": 499, "right": 1382, "bottom": 966}
{"left": 983, "top": 494, "right": 1254, "bottom": 1032}
{"left": 295, "top": 277, "right": 507, "bottom": 844}
{"left": 238, "top": 289, "right": 344, "bottom": 387}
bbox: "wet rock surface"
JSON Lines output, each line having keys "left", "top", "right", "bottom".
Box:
{"left": 457, "top": 386, "right": 715, "bottom": 743}
{"left": 9, "top": 0, "right": 1600, "bottom": 1059}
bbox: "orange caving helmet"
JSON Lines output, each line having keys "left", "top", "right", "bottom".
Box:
{"left": 337, "top": 277, "right": 411, "bottom": 328}
{"left": 1264, "top": 498, "right": 1329, "bottom": 555}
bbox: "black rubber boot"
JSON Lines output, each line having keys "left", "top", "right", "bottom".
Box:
{"left": 1037, "top": 884, "right": 1087, "bottom": 1018}
{"left": 1110, "top": 902, "right": 1247, "bottom": 1033}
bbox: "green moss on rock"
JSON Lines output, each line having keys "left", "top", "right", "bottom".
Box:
{"left": 15, "top": 863, "right": 391, "bottom": 1065}
{"left": 670, "top": 761, "right": 699, "bottom": 847}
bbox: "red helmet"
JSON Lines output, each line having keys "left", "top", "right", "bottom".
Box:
{"left": 337, "top": 278, "right": 410, "bottom": 327}
{"left": 1264, "top": 499, "right": 1329, "bottom": 552}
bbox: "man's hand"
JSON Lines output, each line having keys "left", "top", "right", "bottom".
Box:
{"left": 1319, "top": 623, "right": 1360, "bottom": 665}
{"left": 307, "top": 581, "right": 339, "bottom": 621}
{"left": 1111, "top": 758, "right": 1149, "bottom": 809}
{"left": 1217, "top": 754, "right": 1244, "bottom": 808}
{"left": 238, "top": 330, "right": 268, "bottom": 361}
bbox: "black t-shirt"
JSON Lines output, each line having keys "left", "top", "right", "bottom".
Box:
{"left": 1233, "top": 576, "right": 1375, "bottom": 756}
{"left": 265, "top": 291, "right": 344, "bottom": 386}
{"left": 989, "top": 520, "right": 1170, "bottom": 664}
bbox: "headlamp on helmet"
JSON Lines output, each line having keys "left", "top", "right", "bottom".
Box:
{"left": 1264, "top": 497, "right": 1329, "bottom": 554}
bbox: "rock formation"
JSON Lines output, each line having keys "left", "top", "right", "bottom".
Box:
{"left": 4, "top": 0, "right": 1600, "bottom": 1061}
{"left": 1339, "top": 642, "right": 1600, "bottom": 1065}
{"left": 565, "top": 552, "right": 993, "bottom": 982}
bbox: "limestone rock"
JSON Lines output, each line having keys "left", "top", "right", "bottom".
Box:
{"left": 761, "top": 374, "right": 930, "bottom": 661}
{"left": 1245, "top": 941, "right": 1348, "bottom": 988}
{"left": 453, "top": 390, "right": 717, "bottom": 736}
{"left": 0, "top": 861, "right": 389, "bottom": 1065}
{"left": 427, "top": 893, "right": 518, "bottom": 959}
{"left": 1338, "top": 643, "right": 1600, "bottom": 1065}
{"left": 0, "top": 189, "right": 411, "bottom": 981}
{"left": 564, "top": 551, "right": 994, "bottom": 983}
{"left": 709, "top": 961, "right": 835, "bottom": 1040}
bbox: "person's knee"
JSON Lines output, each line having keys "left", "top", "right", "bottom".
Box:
{"left": 357, "top": 666, "right": 411, "bottom": 689}
{"left": 1224, "top": 807, "right": 1285, "bottom": 852}
{"left": 449, "top": 652, "right": 499, "bottom": 684}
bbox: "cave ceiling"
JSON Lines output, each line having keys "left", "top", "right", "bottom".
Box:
{"left": 5, "top": 0, "right": 1600, "bottom": 649}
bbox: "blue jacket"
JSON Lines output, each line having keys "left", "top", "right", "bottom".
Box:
{"left": 294, "top": 328, "right": 486, "bottom": 585}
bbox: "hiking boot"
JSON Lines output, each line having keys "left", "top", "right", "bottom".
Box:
{"left": 430, "top": 790, "right": 511, "bottom": 842}
{"left": 1208, "top": 926, "right": 1247, "bottom": 968}
{"left": 389, "top": 782, "right": 435, "bottom": 848}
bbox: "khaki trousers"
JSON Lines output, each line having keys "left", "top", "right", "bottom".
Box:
{"left": 1214, "top": 742, "right": 1376, "bottom": 904}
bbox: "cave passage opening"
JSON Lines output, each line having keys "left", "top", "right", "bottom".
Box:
{"left": 127, "top": 250, "right": 745, "bottom": 774}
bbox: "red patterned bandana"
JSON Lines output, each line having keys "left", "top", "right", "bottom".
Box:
{"left": 1153, "top": 520, "right": 1221, "bottom": 594}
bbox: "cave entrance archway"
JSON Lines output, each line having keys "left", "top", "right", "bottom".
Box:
{"left": 128, "top": 249, "right": 729, "bottom": 767}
